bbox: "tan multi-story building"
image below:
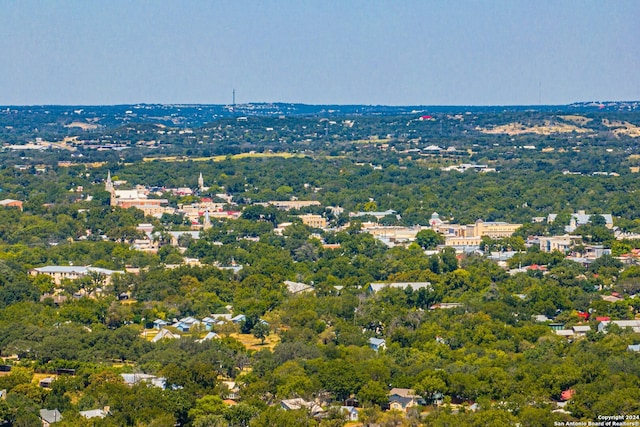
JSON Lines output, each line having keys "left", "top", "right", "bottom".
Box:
{"left": 434, "top": 217, "right": 522, "bottom": 248}
{"left": 444, "top": 235, "right": 483, "bottom": 247}
{"left": 265, "top": 200, "right": 321, "bottom": 210}
{"left": 30, "top": 266, "right": 124, "bottom": 285}
{"left": 538, "top": 235, "right": 581, "bottom": 253}
{"left": 179, "top": 202, "right": 227, "bottom": 222}
{"left": 361, "top": 224, "right": 425, "bottom": 243}
{"left": 299, "top": 214, "right": 327, "bottom": 229}
{"left": 464, "top": 219, "right": 522, "bottom": 239}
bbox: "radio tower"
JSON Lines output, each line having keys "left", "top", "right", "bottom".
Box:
{"left": 230, "top": 89, "right": 236, "bottom": 115}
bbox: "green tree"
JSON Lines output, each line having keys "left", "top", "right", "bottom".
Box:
{"left": 358, "top": 380, "right": 389, "bottom": 407}
{"left": 415, "top": 229, "right": 445, "bottom": 250}
{"left": 252, "top": 322, "right": 270, "bottom": 345}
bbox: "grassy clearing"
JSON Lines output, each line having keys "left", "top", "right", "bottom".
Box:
{"left": 348, "top": 138, "right": 391, "bottom": 144}
{"left": 143, "top": 152, "right": 301, "bottom": 162}
{"left": 228, "top": 333, "right": 280, "bottom": 351}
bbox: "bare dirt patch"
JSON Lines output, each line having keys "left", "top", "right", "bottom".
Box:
{"left": 64, "top": 121, "right": 99, "bottom": 130}
{"left": 558, "top": 115, "right": 593, "bottom": 126}
{"left": 602, "top": 119, "right": 640, "bottom": 137}
{"left": 478, "top": 120, "right": 591, "bottom": 136}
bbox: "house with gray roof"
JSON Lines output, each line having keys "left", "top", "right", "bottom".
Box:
{"left": 284, "top": 280, "right": 314, "bottom": 294}
{"left": 598, "top": 320, "right": 640, "bottom": 334}
{"left": 40, "top": 409, "right": 62, "bottom": 426}
{"left": 80, "top": 407, "right": 109, "bottom": 419}
{"left": 388, "top": 388, "right": 425, "bottom": 412}
{"left": 368, "top": 337, "right": 386, "bottom": 352}
{"left": 151, "top": 329, "right": 181, "bottom": 343}
{"left": 368, "top": 282, "right": 432, "bottom": 294}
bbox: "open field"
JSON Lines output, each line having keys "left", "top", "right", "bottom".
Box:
{"left": 64, "top": 121, "right": 99, "bottom": 130}
{"left": 558, "top": 115, "right": 593, "bottom": 125}
{"left": 478, "top": 120, "right": 591, "bottom": 135}
{"left": 143, "top": 152, "right": 301, "bottom": 162}
{"left": 602, "top": 119, "right": 640, "bottom": 137}
{"left": 227, "top": 333, "right": 280, "bottom": 351}
{"left": 348, "top": 138, "right": 392, "bottom": 144}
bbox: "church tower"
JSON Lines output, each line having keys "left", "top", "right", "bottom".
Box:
{"left": 105, "top": 171, "right": 114, "bottom": 193}
{"left": 105, "top": 171, "right": 116, "bottom": 206}
{"left": 198, "top": 172, "right": 204, "bottom": 192}
{"left": 203, "top": 210, "right": 212, "bottom": 230}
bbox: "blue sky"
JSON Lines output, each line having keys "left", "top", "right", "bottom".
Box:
{"left": 1, "top": 0, "right": 638, "bottom": 106}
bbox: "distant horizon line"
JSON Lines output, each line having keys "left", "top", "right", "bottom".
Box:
{"left": 1, "top": 100, "right": 638, "bottom": 108}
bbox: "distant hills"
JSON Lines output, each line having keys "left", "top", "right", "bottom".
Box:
{"left": 1, "top": 101, "right": 638, "bottom": 129}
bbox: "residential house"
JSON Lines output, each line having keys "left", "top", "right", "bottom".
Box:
{"left": 79, "top": 407, "right": 110, "bottom": 420}
{"left": 572, "top": 325, "right": 591, "bottom": 336}
{"left": 151, "top": 329, "right": 181, "bottom": 343}
{"left": 560, "top": 389, "right": 576, "bottom": 402}
{"left": 201, "top": 317, "right": 220, "bottom": 330}
{"left": 231, "top": 314, "right": 247, "bottom": 324}
{"left": 533, "top": 314, "right": 552, "bottom": 323}
{"left": 40, "top": 293, "right": 67, "bottom": 305}
{"left": 598, "top": 320, "right": 640, "bottom": 334}
{"left": 538, "top": 235, "right": 580, "bottom": 253}
{"left": 173, "top": 316, "right": 202, "bottom": 332}
{"left": 627, "top": 344, "right": 640, "bottom": 352}
{"left": 284, "top": 280, "right": 314, "bottom": 294}
{"left": 121, "top": 373, "right": 166, "bottom": 389}
{"left": 388, "top": 388, "right": 424, "bottom": 412}
{"left": 339, "top": 406, "right": 359, "bottom": 422}
{"left": 368, "top": 282, "right": 432, "bottom": 294}
{"left": 555, "top": 329, "right": 575, "bottom": 338}
{"left": 429, "top": 303, "right": 464, "bottom": 310}
{"left": 222, "top": 381, "right": 240, "bottom": 400}
{"left": 274, "top": 222, "right": 294, "bottom": 235}
{"left": 568, "top": 211, "right": 614, "bottom": 232}
{"left": 153, "top": 319, "right": 169, "bottom": 330}
{"left": 196, "top": 332, "right": 220, "bottom": 343}
{"left": 601, "top": 294, "right": 623, "bottom": 303}
{"left": 584, "top": 245, "right": 611, "bottom": 259}
{"left": 167, "top": 231, "right": 201, "bottom": 247}
{"left": 0, "top": 199, "right": 23, "bottom": 210}
{"left": 215, "top": 264, "right": 243, "bottom": 274}
{"left": 39, "top": 409, "right": 62, "bottom": 426}
{"left": 556, "top": 325, "right": 591, "bottom": 338}
{"left": 39, "top": 377, "right": 55, "bottom": 388}
{"left": 368, "top": 337, "right": 386, "bottom": 352}
{"left": 281, "top": 398, "right": 324, "bottom": 417}
{"left": 508, "top": 264, "right": 548, "bottom": 276}
{"left": 549, "top": 323, "right": 565, "bottom": 331}
{"left": 208, "top": 313, "right": 234, "bottom": 324}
